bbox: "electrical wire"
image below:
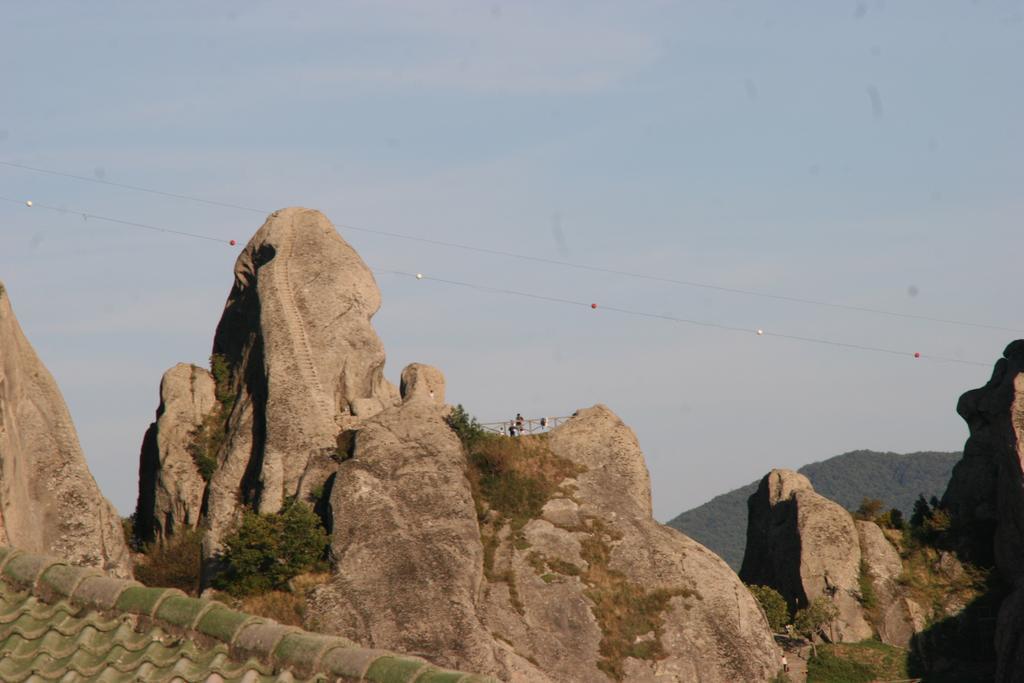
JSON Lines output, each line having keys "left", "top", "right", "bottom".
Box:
{"left": 3, "top": 158, "right": 1020, "bottom": 334}
{"left": 377, "top": 270, "right": 991, "bottom": 367}
{"left": 0, "top": 195, "right": 232, "bottom": 244}
{"left": 0, "top": 191, "right": 1002, "bottom": 366}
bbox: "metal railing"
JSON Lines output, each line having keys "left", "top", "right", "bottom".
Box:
{"left": 480, "top": 416, "right": 572, "bottom": 436}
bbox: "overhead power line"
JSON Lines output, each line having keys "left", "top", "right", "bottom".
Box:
{"left": 0, "top": 191, "right": 991, "bottom": 368}
{"left": 2, "top": 159, "right": 1020, "bottom": 334}
{"left": 0, "top": 195, "right": 232, "bottom": 244}
{"left": 376, "top": 270, "right": 990, "bottom": 367}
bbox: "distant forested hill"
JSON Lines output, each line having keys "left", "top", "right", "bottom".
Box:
{"left": 666, "top": 450, "right": 961, "bottom": 571}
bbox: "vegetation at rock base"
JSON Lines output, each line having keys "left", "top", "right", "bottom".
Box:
{"left": 747, "top": 584, "right": 790, "bottom": 632}
{"left": 807, "top": 640, "right": 909, "bottom": 683}
{"left": 232, "top": 572, "right": 331, "bottom": 626}
{"left": 134, "top": 529, "right": 203, "bottom": 596}
{"left": 213, "top": 498, "right": 329, "bottom": 597}
{"left": 793, "top": 597, "right": 840, "bottom": 652}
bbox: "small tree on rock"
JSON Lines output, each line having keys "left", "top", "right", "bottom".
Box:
{"left": 793, "top": 597, "right": 840, "bottom": 656}
{"left": 747, "top": 584, "right": 790, "bottom": 633}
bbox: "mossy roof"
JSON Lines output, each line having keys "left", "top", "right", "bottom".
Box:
{"left": 0, "top": 546, "right": 495, "bottom": 682}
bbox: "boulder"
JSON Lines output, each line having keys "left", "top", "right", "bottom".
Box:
{"left": 134, "top": 363, "right": 216, "bottom": 545}
{"left": 305, "top": 399, "right": 499, "bottom": 673}
{"left": 201, "top": 207, "right": 400, "bottom": 554}
{"left": 0, "top": 282, "right": 131, "bottom": 577}
{"left": 399, "top": 362, "right": 445, "bottom": 404}
{"left": 741, "top": 469, "right": 873, "bottom": 642}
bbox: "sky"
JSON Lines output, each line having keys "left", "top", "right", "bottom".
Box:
{"left": 1, "top": 1, "right": 1022, "bottom": 522}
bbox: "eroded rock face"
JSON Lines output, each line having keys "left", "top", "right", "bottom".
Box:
{"left": 942, "top": 340, "right": 1024, "bottom": 681}
{"left": 0, "top": 282, "right": 131, "bottom": 577}
{"left": 309, "top": 402, "right": 780, "bottom": 682}
{"left": 490, "top": 405, "right": 779, "bottom": 682}
{"left": 305, "top": 399, "right": 498, "bottom": 672}
{"left": 857, "top": 520, "right": 923, "bottom": 647}
{"left": 741, "top": 469, "right": 873, "bottom": 642}
{"left": 134, "top": 363, "right": 216, "bottom": 545}
{"left": 201, "top": 208, "right": 400, "bottom": 553}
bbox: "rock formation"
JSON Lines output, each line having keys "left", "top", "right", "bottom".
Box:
{"left": 0, "top": 281, "right": 131, "bottom": 577}
{"left": 740, "top": 469, "right": 873, "bottom": 642}
{"left": 306, "top": 399, "right": 498, "bottom": 672}
{"left": 309, "top": 403, "right": 780, "bottom": 681}
{"left": 399, "top": 362, "right": 446, "bottom": 404}
{"left": 135, "top": 208, "right": 782, "bottom": 681}
{"left": 134, "top": 208, "right": 402, "bottom": 557}
{"left": 941, "top": 340, "right": 1024, "bottom": 681}
{"left": 856, "top": 520, "right": 924, "bottom": 647}
{"left": 134, "top": 363, "right": 216, "bottom": 544}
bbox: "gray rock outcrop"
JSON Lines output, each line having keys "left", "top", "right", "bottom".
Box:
{"left": 0, "top": 282, "right": 131, "bottom": 577}
{"left": 942, "top": 340, "right": 1024, "bottom": 681}
{"left": 134, "top": 363, "right": 216, "bottom": 545}
{"left": 741, "top": 469, "right": 873, "bottom": 642}
{"left": 399, "top": 362, "right": 445, "bottom": 404}
{"left": 188, "top": 208, "right": 400, "bottom": 556}
{"left": 310, "top": 402, "right": 780, "bottom": 682}
{"left": 856, "top": 520, "right": 923, "bottom": 647}
{"left": 306, "top": 399, "right": 498, "bottom": 672}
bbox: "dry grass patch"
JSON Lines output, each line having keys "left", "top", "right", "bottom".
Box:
{"left": 466, "top": 434, "right": 582, "bottom": 529}
{"left": 134, "top": 529, "right": 203, "bottom": 596}
{"left": 459, "top": 426, "right": 583, "bottom": 617}
{"left": 226, "top": 572, "right": 331, "bottom": 627}
{"left": 579, "top": 521, "right": 700, "bottom": 681}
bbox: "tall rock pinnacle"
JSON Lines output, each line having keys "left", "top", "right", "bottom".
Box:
{"left": 0, "top": 281, "right": 132, "bottom": 577}
{"left": 135, "top": 208, "right": 400, "bottom": 553}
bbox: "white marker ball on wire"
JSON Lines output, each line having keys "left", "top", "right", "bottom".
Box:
{"left": 756, "top": 328, "right": 764, "bottom": 336}
{"left": 25, "top": 200, "right": 32, "bottom": 207}
{"left": 415, "top": 273, "right": 424, "bottom": 280}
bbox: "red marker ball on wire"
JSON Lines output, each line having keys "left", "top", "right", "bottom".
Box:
{"left": 591, "top": 303, "right": 598, "bottom": 309}
{"left": 914, "top": 352, "right": 921, "bottom": 359}
{"left": 229, "top": 239, "right": 237, "bottom": 246}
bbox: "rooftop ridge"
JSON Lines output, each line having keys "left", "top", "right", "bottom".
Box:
{"left": 0, "top": 546, "right": 497, "bottom": 682}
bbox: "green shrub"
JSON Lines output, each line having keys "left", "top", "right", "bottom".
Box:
{"left": 747, "top": 584, "right": 790, "bottom": 632}
{"left": 858, "top": 559, "right": 876, "bottom": 610}
{"left": 135, "top": 529, "right": 203, "bottom": 596}
{"left": 794, "top": 597, "right": 840, "bottom": 643}
{"left": 854, "top": 497, "right": 885, "bottom": 521}
{"left": 209, "top": 353, "right": 236, "bottom": 411}
{"left": 446, "top": 404, "right": 487, "bottom": 446}
{"left": 214, "top": 499, "right": 329, "bottom": 596}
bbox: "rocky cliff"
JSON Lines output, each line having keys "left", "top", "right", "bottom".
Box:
{"left": 310, "top": 403, "right": 781, "bottom": 681}
{"left": 0, "top": 282, "right": 131, "bottom": 577}
{"left": 740, "top": 469, "right": 873, "bottom": 642}
{"left": 942, "top": 340, "right": 1024, "bottom": 681}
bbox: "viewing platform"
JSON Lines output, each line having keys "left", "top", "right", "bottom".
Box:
{"left": 480, "top": 416, "right": 572, "bottom": 436}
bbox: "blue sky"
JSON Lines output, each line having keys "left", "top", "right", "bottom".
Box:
{"left": 2, "top": 1, "right": 1022, "bottom": 521}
